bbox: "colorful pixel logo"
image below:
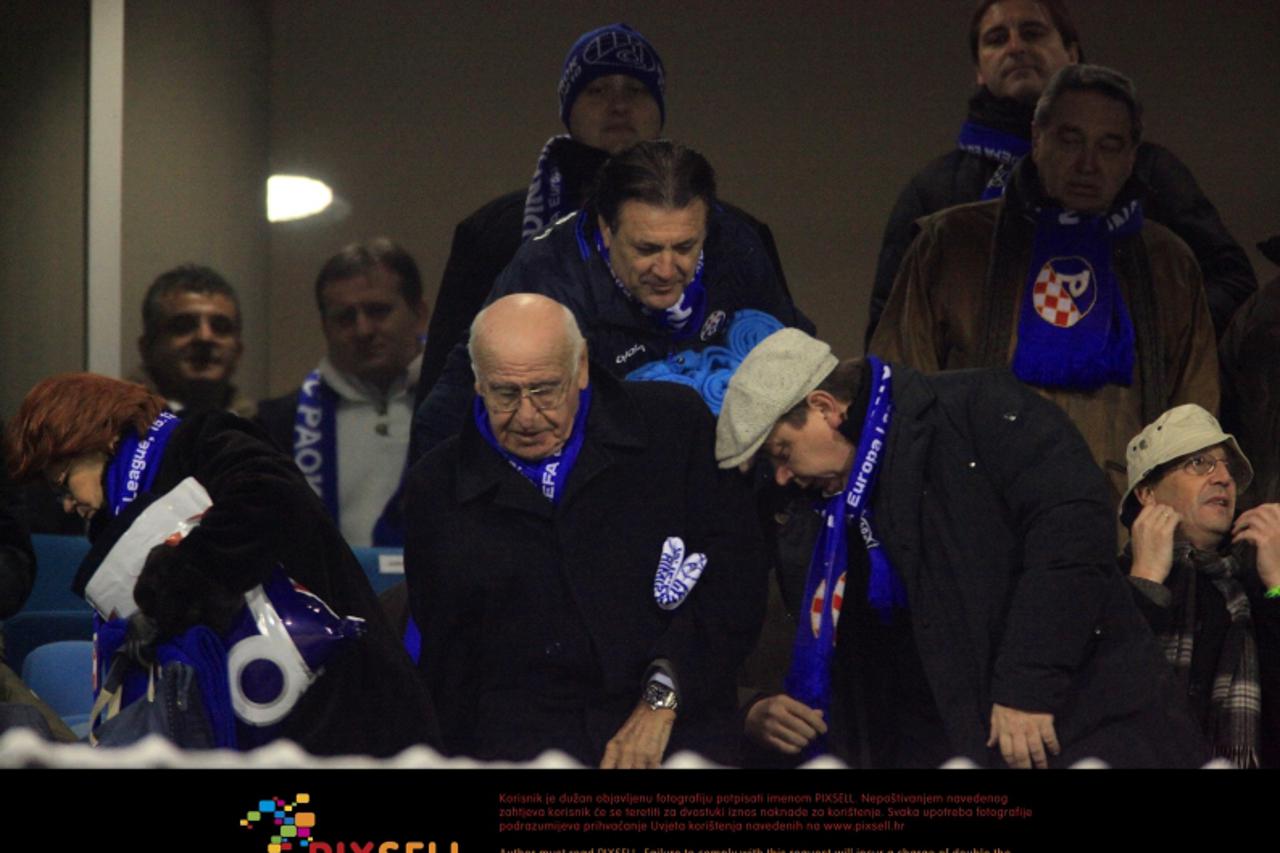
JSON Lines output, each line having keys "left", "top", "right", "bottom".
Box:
{"left": 241, "top": 793, "right": 316, "bottom": 852}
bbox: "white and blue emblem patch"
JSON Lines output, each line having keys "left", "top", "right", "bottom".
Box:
{"left": 699, "top": 310, "right": 727, "bottom": 342}
{"left": 1032, "top": 256, "right": 1097, "bottom": 328}
{"left": 653, "top": 536, "right": 707, "bottom": 611}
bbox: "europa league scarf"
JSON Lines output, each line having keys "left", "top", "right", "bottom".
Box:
{"left": 1011, "top": 200, "right": 1143, "bottom": 390}
{"left": 293, "top": 370, "right": 404, "bottom": 546}
{"left": 104, "top": 411, "right": 180, "bottom": 517}
{"left": 784, "top": 357, "right": 905, "bottom": 755}
{"left": 956, "top": 120, "right": 1031, "bottom": 200}
{"left": 473, "top": 385, "right": 593, "bottom": 505}
{"left": 594, "top": 228, "right": 707, "bottom": 338}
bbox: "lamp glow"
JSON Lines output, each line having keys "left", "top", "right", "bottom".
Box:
{"left": 267, "top": 175, "right": 333, "bottom": 222}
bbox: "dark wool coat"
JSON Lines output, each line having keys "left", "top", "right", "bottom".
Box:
{"left": 411, "top": 204, "right": 810, "bottom": 462}
{"left": 81, "top": 412, "right": 439, "bottom": 756}
{"left": 404, "top": 371, "right": 768, "bottom": 764}
{"left": 862, "top": 365, "right": 1203, "bottom": 767}
{"left": 867, "top": 90, "right": 1256, "bottom": 344}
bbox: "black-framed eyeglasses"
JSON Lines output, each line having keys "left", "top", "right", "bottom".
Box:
{"left": 1179, "top": 452, "right": 1244, "bottom": 481}
{"left": 483, "top": 379, "right": 570, "bottom": 414}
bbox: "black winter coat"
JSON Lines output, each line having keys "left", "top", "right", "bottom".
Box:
{"left": 404, "top": 370, "right": 768, "bottom": 764}
{"left": 81, "top": 412, "right": 439, "bottom": 756}
{"left": 867, "top": 91, "right": 1255, "bottom": 344}
{"left": 860, "top": 364, "right": 1203, "bottom": 767}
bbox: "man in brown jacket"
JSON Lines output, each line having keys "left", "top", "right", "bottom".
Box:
{"left": 870, "top": 64, "right": 1218, "bottom": 508}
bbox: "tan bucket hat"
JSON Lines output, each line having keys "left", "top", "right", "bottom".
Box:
{"left": 1119, "top": 404, "right": 1253, "bottom": 524}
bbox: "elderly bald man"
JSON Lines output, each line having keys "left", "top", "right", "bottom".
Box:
{"left": 403, "top": 293, "right": 767, "bottom": 766}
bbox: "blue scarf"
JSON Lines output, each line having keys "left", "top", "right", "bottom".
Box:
{"left": 473, "top": 386, "right": 593, "bottom": 504}
{"left": 104, "top": 411, "right": 180, "bottom": 517}
{"left": 293, "top": 369, "right": 405, "bottom": 546}
{"left": 626, "top": 309, "right": 784, "bottom": 414}
{"left": 956, "top": 120, "right": 1030, "bottom": 201}
{"left": 95, "top": 617, "right": 237, "bottom": 748}
{"left": 783, "top": 357, "right": 905, "bottom": 756}
{"left": 594, "top": 228, "right": 707, "bottom": 339}
{"left": 522, "top": 134, "right": 573, "bottom": 240}
{"left": 1011, "top": 200, "right": 1143, "bottom": 390}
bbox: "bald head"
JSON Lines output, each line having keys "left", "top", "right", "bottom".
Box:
{"left": 469, "top": 294, "right": 585, "bottom": 380}
{"left": 469, "top": 294, "right": 590, "bottom": 461}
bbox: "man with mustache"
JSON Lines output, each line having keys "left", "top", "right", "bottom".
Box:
{"left": 870, "top": 65, "right": 1219, "bottom": 510}
{"left": 1120, "top": 404, "right": 1280, "bottom": 766}
{"left": 865, "top": 0, "right": 1254, "bottom": 344}
{"left": 137, "top": 264, "right": 251, "bottom": 417}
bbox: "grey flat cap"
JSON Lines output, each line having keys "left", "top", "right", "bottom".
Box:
{"left": 715, "top": 328, "right": 839, "bottom": 469}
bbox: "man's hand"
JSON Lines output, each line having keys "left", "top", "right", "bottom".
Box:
{"left": 744, "top": 694, "right": 827, "bottom": 754}
{"left": 600, "top": 702, "right": 676, "bottom": 769}
{"left": 987, "top": 703, "right": 1059, "bottom": 769}
{"left": 1129, "top": 503, "right": 1180, "bottom": 584}
{"left": 1234, "top": 503, "right": 1280, "bottom": 588}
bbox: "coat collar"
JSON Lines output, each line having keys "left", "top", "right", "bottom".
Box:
{"left": 453, "top": 366, "right": 649, "bottom": 516}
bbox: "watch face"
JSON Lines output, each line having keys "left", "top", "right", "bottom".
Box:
{"left": 645, "top": 681, "right": 677, "bottom": 710}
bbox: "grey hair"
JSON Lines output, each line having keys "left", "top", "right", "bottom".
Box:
{"left": 1033, "top": 64, "right": 1143, "bottom": 143}
{"left": 468, "top": 297, "right": 586, "bottom": 379}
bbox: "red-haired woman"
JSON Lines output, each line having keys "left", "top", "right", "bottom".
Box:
{"left": 7, "top": 373, "right": 438, "bottom": 755}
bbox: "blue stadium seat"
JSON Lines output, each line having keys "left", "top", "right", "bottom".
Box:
{"left": 3, "top": 610, "right": 95, "bottom": 673}
{"left": 21, "top": 640, "right": 94, "bottom": 735}
{"left": 27, "top": 534, "right": 92, "bottom": 612}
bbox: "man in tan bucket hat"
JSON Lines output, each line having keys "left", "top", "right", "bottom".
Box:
{"left": 1120, "top": 404, "right": 1280, "bottom": 767}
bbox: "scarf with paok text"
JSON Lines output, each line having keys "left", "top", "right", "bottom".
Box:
{"left": 104, "top": 411, "right": 180, "bottom": 517}
{"left": 473, "top": 385, "right": 593, "bottom": 505}
{"left": 784, "top": 357, "right": 906, "bottom": 758}
{"left": 956, "top": 120, "right": 1030, "bottom": 200}
{"left": 292, "top": 369, "right": 405, "bottom": 546}
{"left": 1010, "top": 200, "right": 1142, "bottom": 391}
{"left": 591, "top": 224, "right": 707, "bottom": 339}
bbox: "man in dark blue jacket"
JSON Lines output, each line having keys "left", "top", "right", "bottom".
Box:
{"left": 412, "top": 140, "right": 811, "bottom": 460}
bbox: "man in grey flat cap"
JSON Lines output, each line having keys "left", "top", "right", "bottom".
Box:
{"left": 717, "top": 328, "right": 1203, "bottom": 768}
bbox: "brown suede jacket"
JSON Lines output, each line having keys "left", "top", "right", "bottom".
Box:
{"left": 869, "top": 160, "right": 1219, "bottom": 509}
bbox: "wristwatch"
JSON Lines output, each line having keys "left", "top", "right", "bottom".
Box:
{"left": 643, "top": 679, "right": 679, "bottom": 713}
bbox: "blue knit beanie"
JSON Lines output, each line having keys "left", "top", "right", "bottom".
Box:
{"left": 558, "top": 23, "right": 666, "bottom": 129}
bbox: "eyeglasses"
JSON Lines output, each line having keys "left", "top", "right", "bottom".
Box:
{"left": 483, "top": 380, "right": 571, "bottom": 414}
{"left": 1178, "top": 452, "right": 1244, "bottom": 481}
